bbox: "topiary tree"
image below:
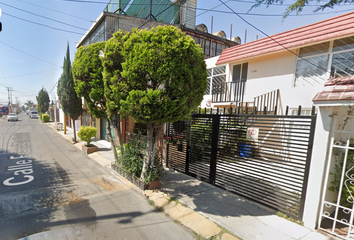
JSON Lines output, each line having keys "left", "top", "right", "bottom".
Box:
{"left": 57, "top": 43, "right": 83, "bottom": 142}
{"left": 103, "top": 25, "right": 207, "bottom": 181}
{"left": 72, "top": 41, "right": 121, "bottom": 161}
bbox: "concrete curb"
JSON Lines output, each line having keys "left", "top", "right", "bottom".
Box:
{"left": 144, "top": 189, "right": 240, "bottom": 240}
{"left": 45, "top": 122, "right": 241, "bottom": 239}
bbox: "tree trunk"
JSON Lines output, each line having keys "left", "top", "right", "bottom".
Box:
{"left": 72, "top": 118, "right": 77, "bottom": 142}
{"left": 110, "top": 113, "right": 124, "bottom": 156}
{"left": 141, "top": 123, "right": 154, "bottom": 181}
{"left": 106, "top": 119, "right": 119, "bottom": 162}
{"left": 150, "top": 125, "right": 162, "bottom": 168}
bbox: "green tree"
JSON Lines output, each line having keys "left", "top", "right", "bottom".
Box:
{"left": 36, "top": 88, "right": 50, "bottom": 113}
{"left": 103, "top": 26, "right": 207, "bottom": 181}
{"left": 25, "top": 100, "right": 34, "bottom": 109}
{"left": 72, "top": 41, "right": 120, "bottom": 161}
{"left": 57, "top": 43, "right": 83, "bottom": 142}
{"left": 252, "top": 0, "right": 351, "bottom": 17}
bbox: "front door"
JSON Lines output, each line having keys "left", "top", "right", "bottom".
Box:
{"left": 101, "top": 118, "right": 115, "bottom": 141}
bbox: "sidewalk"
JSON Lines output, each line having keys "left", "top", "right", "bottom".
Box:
{"left": 47, "top": 122, "right": 335, "bottom": 240}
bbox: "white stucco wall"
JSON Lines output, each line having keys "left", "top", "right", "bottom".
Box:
{"left": 201, "top": 56, "right": 220, "bottom": 108}
{"left": 245, "top": 51, "right": 326, "bottom": 113}
{"left": 204, "top": 50, "right": 329, "bottom": 114}
{"left": 302, "top": 106, "right": 334, "bottom": 229}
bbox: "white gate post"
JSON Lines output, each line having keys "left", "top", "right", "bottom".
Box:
{"left": 302, "top": 106, "right": 334, "bottom": 229}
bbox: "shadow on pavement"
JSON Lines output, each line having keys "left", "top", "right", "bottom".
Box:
{"left": 161, "top": 169, "right": 273, "bottom": 218}
{"left": 0, "top": 150, "right": 72, "bottom": 239}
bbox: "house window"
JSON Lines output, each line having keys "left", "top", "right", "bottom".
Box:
{"left": 294, "top": 42, "right": 330, "bottom": 87}
{"left": 331, "top": 36, "right": 354, "bottom": 78}
{"left": 206, "top": 66, "right": 226, "bottom": 95}
{"left": 295, "top": 37, "right": 354, "bottom": 87}
{"left": 233, "top": 62, "right": 248, "bottom": 81}
{"left": 231, "top": 62, "right": 248, "bottom": 104}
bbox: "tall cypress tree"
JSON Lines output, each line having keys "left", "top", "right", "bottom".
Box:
{"left": 37, "top": 87, "right": 50, "bottom": 114}
{"left": 57, "top": 43, "right": 82, "bottom": 142}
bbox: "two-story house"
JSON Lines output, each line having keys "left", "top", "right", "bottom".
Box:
{"left": 202, "top": 11, "right": 354, "bottom": 116}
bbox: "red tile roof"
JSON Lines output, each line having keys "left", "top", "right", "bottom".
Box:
{"left": 313, "top": 77, "right": 354, "bottom": 102}
{"left": 216, "top": 11, "right": 354, "bottom": 65}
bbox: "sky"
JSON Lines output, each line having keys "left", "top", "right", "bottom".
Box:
{"left": 0, "top": 0, "right": 354, "bottom": 107}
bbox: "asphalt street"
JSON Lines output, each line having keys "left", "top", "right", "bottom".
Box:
{"left": 0, "top": 112, "right": 195, "bottom": 240}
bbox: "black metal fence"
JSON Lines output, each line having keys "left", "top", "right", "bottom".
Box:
{"left": 165, "top": 108, "right": 316, "bottom": 220}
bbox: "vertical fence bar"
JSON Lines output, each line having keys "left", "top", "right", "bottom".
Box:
{"left": 209, "top": 115, "right": 220, "bottom": 185}
{"left": 185, "top": 120, "right": 191, "bottom": 174}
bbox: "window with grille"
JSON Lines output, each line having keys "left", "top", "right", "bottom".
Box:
{"left": 206, "top": 66, "right": 226, "bottom": 95}
{"left": 294, "top": 36, "right": 354, "bottom": 87}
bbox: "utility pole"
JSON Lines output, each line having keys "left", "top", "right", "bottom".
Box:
{"left": 6, "top": 87, "right": 12, "bottom": 105}
{"left": 10, "top": 89, "right": 14, "bottom": 105}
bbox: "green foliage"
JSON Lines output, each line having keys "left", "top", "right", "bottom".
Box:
{"left": 102, "top": 31, "right": 126, "bottom": 121}
{"left": 118, "top": 136, "right": 164, "bottom": 183}
{"left": 25, "top": 100, "right": 34, "bottom": 109}
{"left": 42, "top": 114, "right": 50, "bottom": 122}
{"left": 328, "top": 138, "right": 354, "bottom": 208}
{"left": 116, "top": 26, "right": 207, "bottom": 124}
{"left": 57, "top": 43, "right": 83, "bottom": 121}
{"left": 118, "top": 139, "right": 145, "bottom": 179}
{"left": 252, "top": 0, "right": 351, "bottom": 18}
{"left": 78, "top": 126, "right": 97, "bottom": 146}
{"left": 37, "top": 88, "right": 50, "bottom": 113}
{"left": 143, "top": 153, "right": 165, "bottom": 184}
{"left": 103, "top": 25, "right": 207, "bottom": 180}
{"left": 72, "top": 42, "right": 106, "bottom": 119}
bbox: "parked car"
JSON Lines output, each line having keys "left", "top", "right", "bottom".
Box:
{"left": 7, "top": 113, "right": 18, "bottom": 121}
{"left": 29, "top": 111, "right": 39, "bottom": 119}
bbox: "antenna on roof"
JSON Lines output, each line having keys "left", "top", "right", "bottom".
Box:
{"left": 114, "top": 0, "right": 126, "bottom": 14}
{"left": 230, "top": 24, "right": 232, "bottom": 40}
{"left": 211, "top": 16, "right": 213, "bottom": 34}
{"left": 146, "top": 0, "right": 157, "bottom": 20}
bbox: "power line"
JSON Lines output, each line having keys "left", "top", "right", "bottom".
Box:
{"left": 4, "top": 68, "right": 62, "bottom": 79}
{"left": 218, "top": 0, "right": 331, "bottom": 76}
{"left": 49, "top": 80, "right": 59, "bottom": 94}
{"left": 55, "top": 0, "right": 351, "bottom": 17}
{"left": 196, "top": 7, "right": 354, "bottom": 17}
{"left": 0, "top": 1, "right": 88, "bottom": 30}
{"left": 13, "top": 0, "right": 91, "bottom": 22}
{"left": 3, "top": 12, "right": 84, "bottom": 35}
{"left": 0, "top": 40, "right": 62, "bottom": 67}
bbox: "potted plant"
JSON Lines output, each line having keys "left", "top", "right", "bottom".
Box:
{"left": 143, "top": 153, "right": 165, "bottom": 189}
{"left": 78, "top": 126, "right": 98, "bottom": 154}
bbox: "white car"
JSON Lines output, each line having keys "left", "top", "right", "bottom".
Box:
{"left": 7, "top": 113, "right": 18, "bottom": 121}
{"left": 29, "top": 111, "right": 39, "bottom": 119}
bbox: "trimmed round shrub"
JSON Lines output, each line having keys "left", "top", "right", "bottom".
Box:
{"left": 78, "top": 126, "right": 97, "bottom": 146}
{"left": 42, "top": 114, "right": 50, "bottom": 122}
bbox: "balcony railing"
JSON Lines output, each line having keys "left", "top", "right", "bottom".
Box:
{"left": 254, "top": 89, "right": 280, "bottom": 115}
{"left": 212, "top": 81, "right": 246, "bottom": 104}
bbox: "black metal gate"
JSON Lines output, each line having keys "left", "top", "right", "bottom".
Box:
{"left": 166, "top": 110, "right": 316, "bottom": 220}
